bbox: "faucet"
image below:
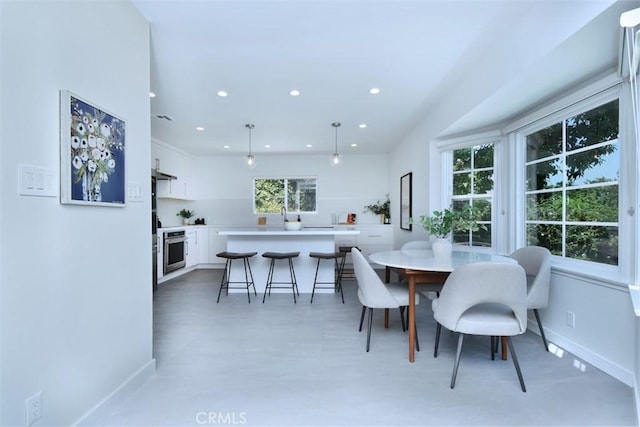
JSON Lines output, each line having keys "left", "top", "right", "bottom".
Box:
{"left": 281, "top": 206, "right": 287, "bottom": 224}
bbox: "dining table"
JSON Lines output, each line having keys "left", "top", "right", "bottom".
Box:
{"left": 368, "top": 249, "right": 517, "bottom": 362}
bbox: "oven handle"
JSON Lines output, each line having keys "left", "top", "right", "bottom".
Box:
{"left": 165, "top": 236, "right": 187, "bottom": 244}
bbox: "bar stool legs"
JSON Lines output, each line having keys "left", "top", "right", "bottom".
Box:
{"left": 309, "top": 251, "right": 346, "bottom": 303}
{"left": 216, "top": 252, "right": 258, "bottom": 303}
{"left": 338, "top": 246, "right": 359, "bottom": 280}
{"left": 262, "top": 252, "right": 300, "bottom": 303}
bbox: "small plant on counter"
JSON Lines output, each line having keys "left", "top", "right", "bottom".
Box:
{"left": 364, "top": 195, "right": 390, "bottom": 223}
{"left": 177, "top": 209, "right": 195, "bottom": 219}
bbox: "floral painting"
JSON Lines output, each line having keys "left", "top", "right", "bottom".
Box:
{"left": 60, "top": 91, "right": 125, "bottom": 206}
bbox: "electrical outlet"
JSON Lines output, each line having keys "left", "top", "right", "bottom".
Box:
{"left": 567, "top": 311, "right": 576, "bottom": 328}
{"left": 25, "top": 391, "right": 42, "bottom": 426}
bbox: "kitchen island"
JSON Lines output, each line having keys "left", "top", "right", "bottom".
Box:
{"left": 219, "top": 227, "right": 360, "bottom": 295}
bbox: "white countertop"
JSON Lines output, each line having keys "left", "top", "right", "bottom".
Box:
{"left": 219, "top": 227, "right": 359, "bottom": 236}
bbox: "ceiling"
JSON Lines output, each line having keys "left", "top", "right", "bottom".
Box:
{"left": 132, "top": 0, "right": 630, "bottom": 157}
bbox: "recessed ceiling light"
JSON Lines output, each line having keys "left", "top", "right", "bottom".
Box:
{"left": 265, "top": 145, "right": 271, "bottom": 148}
{"left": 217, "top": 90, "right": 228, "bottom": 97}
{"left": 289, "top": 89, "right": 300, "bottom": 96}
{"left": 351, "top": 143, "right": 358, "bottom": 147}
{"left": 196, "top": 126, "right": 204, "bottom": 131}
{"left": 306, "top": 144, "right": 313, "bottom": 148}
{"left": 149, "top": 92, "right": 156, "bottom": 98}
{"left": 223, "top": 145, "right": 230, "bottom": 149}
{"left": 369, "top": 88, "right": 380, "bottom": 95}
{"left": 359, "top": 123, "right": 367, "bottom": 128}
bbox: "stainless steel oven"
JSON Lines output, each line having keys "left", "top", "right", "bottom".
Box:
{"left": 163, "top": 230, "right": 186, "bottom": 274}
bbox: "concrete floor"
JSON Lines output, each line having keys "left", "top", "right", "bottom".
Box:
{"left": 90, "top": 269, "right": 637, "bottom": 426}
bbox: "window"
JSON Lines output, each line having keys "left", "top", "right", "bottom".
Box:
{"left": 524, "top": 99, "right": 619, "bottom": 265}
{"left": 451, "top": 143, "right": 494, "bottom": 247}
{"left": 254, "top": 177, "right": 317, "bottom": 214}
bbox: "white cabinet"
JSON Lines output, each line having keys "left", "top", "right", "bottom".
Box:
{"left": 335, "top": 224, "right": 393, "bottom": 267}
{"left": 153, "top": 141, "right": 196, "bottom": 200}
{"left": 185, "top": 229, "right": 198, "bottom": 268}
{"left": 356, "top": 225, "right": 393, "bottom": 259}
{"left": 157, "top": 178, "right": 194, "bottom": 200}
{"left": 197, "top": 227, "right": 209, "bottom": 265}
{"left": 151, "top": 142, "right": 178, "bottom": 175}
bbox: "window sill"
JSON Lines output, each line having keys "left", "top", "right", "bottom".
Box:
{"left": 550, "top": 257, "right": 627, "bottom": 290}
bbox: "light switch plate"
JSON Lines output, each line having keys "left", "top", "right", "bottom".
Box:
{"left": 127, "top": 182, "right": 144, "bottom": 202}
{"left": 19, "top": 165, "right": 57, "bottom": 197}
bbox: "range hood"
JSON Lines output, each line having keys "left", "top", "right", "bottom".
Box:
{"left": 151, "top": 168, "right": 177, "bottom": 180}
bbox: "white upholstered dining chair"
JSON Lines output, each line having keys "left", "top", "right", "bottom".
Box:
{"left": 432, "top": 261, "right": 528, "bottom": 391}
{"left": 352, "top": 247, "right": 420, "bottom": 352}
{"left": 509, "top": 246, "right": 552, "bottom": 351}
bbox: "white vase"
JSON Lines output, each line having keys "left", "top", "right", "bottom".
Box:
{"left": 183, "top": 218, "right": 190, "bottom": 225}
{"left": 432, "top": 238, "right": 452, "bottom": 258}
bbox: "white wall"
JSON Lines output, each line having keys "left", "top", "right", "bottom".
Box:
{"left": 389, "top": 120, "right": 436, "bottom": 249}
{"left": 0, "top": 2, "right": 153, "bottom": 425}
{"left": 157, "top": 153, "right": 391, "bottom": 228}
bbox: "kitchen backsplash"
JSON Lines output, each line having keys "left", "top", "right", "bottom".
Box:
{"left": 157, "top": 197, "right": 388, "bottom": 227}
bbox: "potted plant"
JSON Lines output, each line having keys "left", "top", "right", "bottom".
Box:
{"left": 177, "top": 209, "right": 195, "bottom": 225}
{"left": 364, "top": 195, "right": 391, "bottom": 224}
{"left": 410, "top": 205, "right": 483, "bottom": 257}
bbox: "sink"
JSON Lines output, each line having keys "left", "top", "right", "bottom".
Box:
{"left": 284, "top": 221, "right": 303, "bottom": 231}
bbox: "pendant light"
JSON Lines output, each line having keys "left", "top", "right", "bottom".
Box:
{"left": 245, "top": 123, "right": 256, "bottom": 168}
{"left": 331, "top": 122, "right": 341, "bottom": 165}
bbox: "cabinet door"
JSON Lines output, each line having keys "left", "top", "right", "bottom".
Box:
{"left": 197, "top": 228, "right": 209, "bottom": 264}
{"left": 151, "top": 142, "right": 179, "bottom": 175}
{"left": 185, "top": 230, "right": 198, "bottom": 267}
{"left": 357, "top": 225, "right": 393, "bottom": 246}
{"left": 355, "top": 225, "right": 393, "bottom": 266}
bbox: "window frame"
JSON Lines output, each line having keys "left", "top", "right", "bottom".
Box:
{"left": 252, "top": 176, "right": 318, "bottom": 214}
{"left": 433, "top": 75, "right": 633, "bottom": 285}
{"left": 436, "top": 130, "right": 506, "bottom": 254}
{"left": 451, "top": 143, "right": 496, "bottom": 247}
{"left": 513, "top": 84, "right": 631, "bottom": 283}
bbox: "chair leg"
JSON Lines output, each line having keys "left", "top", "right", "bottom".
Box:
{"left": 399, "top": 307, "right": 406, "bottom": 332}
{"left": 216, "top": 258, "right": 230, "bottom": 303}
{"left": 359, "top": 306, "right": 366, "bottom": 332}
{"left": 288, "top": 258, "right": 297, "bottom": 303}
{"left": 533, "top": 309, "right": 549, "bottom": 351}
{"left": 451, "top": 333, "right": 465, "bottom": 389}
{"left": 491, "top": 336, "right": 497, "bottom": 360}
{"left": 366, "top": 307, "right": 373, "bottom": 352}
{"left": 310, "top": 259, "right": 321, "bottom": 303}
{"left": 415, "top": 319, "right": 420, "bottom": 352}
{"left": 290, "top": 258, "right": 300, "bottom": 296}
{"left": 246, "top": 258, "right": 257, "bottom": 296}
{"left": 242, "top": 258, "right": 252, "bottom": 303}
{"left": 506, "top": 337, "right": 527, "bottom": 392}
{"left": 336, "top": 257, "right": 345, "bottom": 303}
{"left": 262, "top": 259, "right": 274, "bottom": 303}
{"left": 434, "top": 323, "right": 442, "bottom": 358}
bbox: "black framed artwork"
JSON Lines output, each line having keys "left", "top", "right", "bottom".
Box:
{"left": 400, "top": 172, "right": 412, "bottom": 230}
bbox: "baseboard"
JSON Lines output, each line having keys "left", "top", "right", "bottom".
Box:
{"left": 526, "top": 318, "right": 634, "bottom": 387}
{"left": 73, "top": 358, "right": 156, "bottom": 426}
{"left": 633, "top": 370, "right": 640, "bottom": 426}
